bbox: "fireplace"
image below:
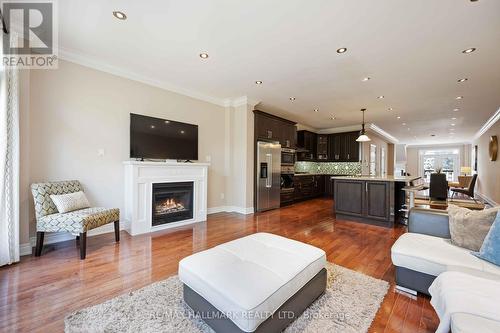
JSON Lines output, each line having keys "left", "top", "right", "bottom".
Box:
{"left": 152, "top": 182, "right": 194, "bottom": 226}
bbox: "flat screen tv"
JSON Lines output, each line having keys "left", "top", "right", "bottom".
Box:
{"left": 130, "top": 113, "right": 198, "bottom": 160}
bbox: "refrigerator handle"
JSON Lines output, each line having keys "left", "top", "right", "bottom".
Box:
{"left": 266, "top": 154, "right": 272, "bottom": 188}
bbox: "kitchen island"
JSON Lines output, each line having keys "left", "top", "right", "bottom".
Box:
{"left": 331, "top": 175, "right": 420, "bottom": 227}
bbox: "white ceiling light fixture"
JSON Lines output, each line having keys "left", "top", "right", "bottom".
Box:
{"left": 289, "top": 97, "right": 296, "bottom": 101}
{"left": 397, "top": 116, "right": 401, "bottom": 119}
{"left": 388, "top": 107, "right": 393, "bottom": 111}
{"left": 457, "top": 78, "right": 468, "bottom": 83}
{"left": 456, "top": 96, "right": 463, "bottom": 100}
{"left": 113, "top": 11, "right": 127, "bottom": 20}
{"left": 314, "top": 108, "right": 319, "bottom": 112}
{"left": 199, "top": 52, "right": 209, "bottom": 59}
{"left": 356, "top": 108, "right": 371, "bottom": 142}
{"left": 377, "top": 95, "right": 385, "bottom": 99}
{"left": 330, "top": 116, "right": 336, "bottom": 120}
{"left": 462, "top": 47, "right": 476, "bottom": 54}
{"left": 402, "top": 122, "right": 406, "bottom": 125}
{"left": 453, "top": 108, "right": 460, "bottom": 112}
{"left": 336, "top": 47, "right": 347, "bottom": 54}
{"left": 255, "top": 80, "right": 263, "bottom": 85}
{"left": 362, "top": 77, "right": 371, "bottom": 82}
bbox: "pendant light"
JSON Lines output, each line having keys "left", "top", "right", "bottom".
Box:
{"left": 356, "top": 108, "right": 371, "bottom": 142}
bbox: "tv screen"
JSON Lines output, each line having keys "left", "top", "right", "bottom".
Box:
{"left": 130, "top": 113, "right": 198, "bottom": 160}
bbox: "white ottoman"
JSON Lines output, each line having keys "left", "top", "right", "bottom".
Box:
{"left": 179, "top": 232, "right": 327, "bottom": 333}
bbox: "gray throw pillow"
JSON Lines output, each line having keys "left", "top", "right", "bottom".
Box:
{"left": 447, "top": 204, "right": 500, "bottom": 251}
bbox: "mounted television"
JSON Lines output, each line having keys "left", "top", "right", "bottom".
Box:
{"left": 130, "top": 113, "right": 198, "bottom": 161}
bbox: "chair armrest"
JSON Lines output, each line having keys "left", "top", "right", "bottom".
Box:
{"left": 408, "top": 207, "right": 451, "bottom": 238}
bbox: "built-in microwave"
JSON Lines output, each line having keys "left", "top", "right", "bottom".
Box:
{"left": 281, "top": 148, "right": 296, "bottom": 166}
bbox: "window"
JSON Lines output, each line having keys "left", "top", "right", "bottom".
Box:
{"left": 381, "top": 147, "right": 386, "bottom": 175}
{"left": 419, "top": 149, "right": 460, "bottom": 182}
{"left": 369, "top": 144, "right": 377, "bottom": 176}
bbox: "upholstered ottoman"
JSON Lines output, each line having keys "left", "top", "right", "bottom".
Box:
{"left": 179, "top": 233, "right": 327, "bottom": 333}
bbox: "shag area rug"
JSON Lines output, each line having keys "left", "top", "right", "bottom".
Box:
{"left": 65, "top": 263, "right": 388, "bottom": 333}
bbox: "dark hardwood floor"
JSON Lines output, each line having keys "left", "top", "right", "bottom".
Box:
{"left": 0, "top": 198, "right": 439, "bottom": 332}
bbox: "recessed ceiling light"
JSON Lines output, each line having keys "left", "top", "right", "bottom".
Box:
{"left": 388, "top": 107, "right": 393, "bottom": 111}
{"left": 255, "top": 80, "right": 263, "bottom": 85}
{"left": 457, "top": 78, "right": 468, "bottom": 83}
{"left": 431, "top": 134, "right": 436, "bottom": 137}
{"left": 314, "top": 108, "right": 319, "bottom": 112}
{"left": 453, "top": 108, "right": 460, "bottom": 112}
{"left": 336, "top": 47, "right": 347, "bottom": 54}
{"left": 164, "top": 120, "right": 170, "bottom": 124}
{"left": 402, "top": 123, "right": 407, "bottom": 125}
{"left": 377, "top": 95, "right": 385, "bottom": 99}
{"left": 113, "top": 11, "right": 127, "bottom": 20}
{"left": 199, "top": 53, "right": 209, "bottom": 59}
{"left": 456, "top": 96, "right": 463, "bottom": 100}
{"left": 330, "top": 116, "right": 336, "bottom": 120}
{"left": 451, "top": 123, "right": 456, "bottom": 126}
{"left": 289, "top": 97, "right": 296, "bottom": 101}
{"left": 452, "top": 117, "right": 457, "bottom": 120}
{"left": 150, "top": 125, "right": 155, "bottom": 129}
{"left": 397, "top": 116, "right": 401, "bottom": 119}
{"left": 407, "top": 128, "right": 411, "bottom": 131}
{"left": 362, "top": 77, "right": 371, "bottom": 82}
{"left": 462, "top": 47, "right": 476, "bottom": 54}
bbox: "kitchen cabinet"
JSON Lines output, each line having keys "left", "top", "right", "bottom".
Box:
{"left": 333, "top": 178, "right": 393, "bottom": 226}
{"left": 317, "top": 134, "right": 329, "bottom": 160}
{"left": 327, "top": 131, "right": 360, "bottom": 162}
{"left": 293, "top": 175, "right": 324, "bottom": 201}
{"left": 324, "top": 176, "right": 335, "bottom": 198}
{"left": 297, "top": 130, "right": 317, "bottom": 161}
{"left": 254, "top": 111, "right": 297, "bottom": 148}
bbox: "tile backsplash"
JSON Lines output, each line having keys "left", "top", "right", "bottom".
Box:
{"left": 295, "top": 161, "right": 362, "bottom": 175}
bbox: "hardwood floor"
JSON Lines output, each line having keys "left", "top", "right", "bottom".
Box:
{"left": 0, "top": 198, "right": 439, "bottom": 332}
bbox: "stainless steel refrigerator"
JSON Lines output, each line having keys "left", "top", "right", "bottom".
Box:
{"left": 256, "top": 141, "right": 281, "bottom": 212}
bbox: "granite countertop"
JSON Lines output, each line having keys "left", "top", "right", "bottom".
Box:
{"left": 329, "top": 175, "right": 420, "bottom": 182}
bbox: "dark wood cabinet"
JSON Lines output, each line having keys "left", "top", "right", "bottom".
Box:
{"left": 297, "top": 130, "right": 317, "bottom": 161}
{"left": 365, "top": 181, "right": 390, "bottom": 221}
{"left": 324, "top": 176, "right": 334, "bottom": 198}
{"left": 317, "top": 134, "right": 329, "bottom": 160}
{"left": 327, "top": 132, "right": 360, "bottom": 162}
{"left": 334, "top": 179, "right": 393, "bottom": 226}
{"left": 254, "top": 111, "right": 296, "bottom": 147}
{"left": 294, "top": 175, "right": 325, "bottom": 201}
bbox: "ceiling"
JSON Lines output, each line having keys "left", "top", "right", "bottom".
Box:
{"left": 55, "top": 0, "right": 500, "bottom": 144}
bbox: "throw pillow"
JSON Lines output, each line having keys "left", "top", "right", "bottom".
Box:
{"left": 50, "top": 191, "right": 90, "bottom": 213}
{"left": 447, "top": 204, "right": 500, "bottom": 251}
{"left": 473, "top": 211, "right": 500, "bottom": 266}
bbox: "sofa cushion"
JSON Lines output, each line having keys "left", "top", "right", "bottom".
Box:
{"left": 179, "top": 232, "right": 326, "bottom": 333}
{"left": 38, "top": 207, "right": 120, "bottom": 233}
{"left": 447, "top": 204, "right": 500, "bottom": 251}
{"left": 391, "top": 233, "right": 500, "bottom": 277}
{"left": 473, "top": 211, "right": 500, "bottom": 267}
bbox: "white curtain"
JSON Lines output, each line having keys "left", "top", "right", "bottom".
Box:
{"left": 0, "top": 33, "right": 20, "bottom": 266}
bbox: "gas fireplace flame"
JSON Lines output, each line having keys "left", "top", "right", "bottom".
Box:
{"left": 155, "top": 198, "right": 186, "bottom": 215}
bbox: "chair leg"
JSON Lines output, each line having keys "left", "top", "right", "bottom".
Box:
{"left": 79, "top": 232, "right": 87, "bottom": 260}
{"left": 35, "top": 232, "right": 44, "bottom": 257}
{"left": 114, "top": 221, "right": 120, "bottom": 242}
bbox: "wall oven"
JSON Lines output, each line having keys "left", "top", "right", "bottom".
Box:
{"left": 281, "top": 148, "right": 296, "bottom": 166}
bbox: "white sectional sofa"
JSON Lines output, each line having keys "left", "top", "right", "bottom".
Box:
{"left": 391, "top": 208, "right": 500, "bottom": 333}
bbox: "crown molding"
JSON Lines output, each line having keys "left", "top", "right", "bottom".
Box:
{"left": 474, "top": 107, "right": 500, "bottom": 140}
{"left": 317, "top": 124, "right": 361, "bottom": 134}
{"left": 368, "top": 124, "right": 399, "bottom": 143}
{"left": 58, "top": 48, "right": 228, "bottom": 107}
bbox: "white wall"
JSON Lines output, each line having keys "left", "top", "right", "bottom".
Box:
{"left": 26, "top": 60, "right": 230, "bottom": 239}
{"left": 473, "top": 120, "right": 500, "bottom": 205}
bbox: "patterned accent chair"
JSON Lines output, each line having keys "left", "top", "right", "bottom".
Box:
{"left": 31, "top": 180, "right": 120, "bottom": 259}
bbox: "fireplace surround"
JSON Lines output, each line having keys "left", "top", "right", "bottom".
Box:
{"left": 123, "top": 161, "right": 208, "bottom": 235}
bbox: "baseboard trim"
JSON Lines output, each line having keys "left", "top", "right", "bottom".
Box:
{"left": 21, "top": 220, "right": 131, "bottom": 257}
{"left": 476, "top": 192, "right": 498, "bottom": 207}
{"left": 207, "top": 206, "right": 254, "bottom": 215}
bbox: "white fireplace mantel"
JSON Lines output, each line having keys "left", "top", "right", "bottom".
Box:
{"left": 123, "top": 161, "right": 209, "bottom": 236}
